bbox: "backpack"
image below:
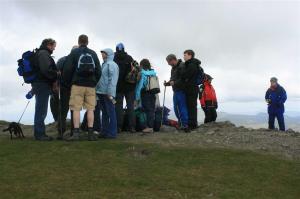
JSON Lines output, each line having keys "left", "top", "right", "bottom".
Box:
{"left": 135, "top": 108, "right": 147, "bottom": 132}
{"left": 195, "top": 65, "right": 205, "bottom": 85}
{"left": 146, "top": 75, "right": 160, "bottom": 94}
{"left": 76, "top": 52, "right": 95, "bottom": 77}
{"left": 17, "top": 49, "right": 39, "bottom": 84}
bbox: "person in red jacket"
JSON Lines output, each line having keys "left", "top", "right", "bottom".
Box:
{"left": 200, "top": 74, "right": 218, "bottom": 123}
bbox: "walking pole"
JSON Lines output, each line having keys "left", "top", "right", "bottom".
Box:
{"left": 161, "top": 81, "right": 167, "bottom": 127}
{"left": 18, "top": 101, "right": 30, "bottom": 124}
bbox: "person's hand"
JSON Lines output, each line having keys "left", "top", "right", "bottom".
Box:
{"left": 164, "top": 81, "right": 171, "bottom": 86}
{"left": 169, "top": 81, "right": 174, "bottom": 86}
{"left": 266, "top": 99, "right": 271, "bottom": 105}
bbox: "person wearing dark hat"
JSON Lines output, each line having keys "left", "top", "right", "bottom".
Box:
{"left": 165, "top": 54, "right": 189, "bottom": 132}
{"left": 200, "top": 74, "right": 218, "bottom": 123}
{"left": 265, "top": 77, "right": 287, "bottom": 131}
{"left": 113, "top": 43, "right": 136, "bottom": 133}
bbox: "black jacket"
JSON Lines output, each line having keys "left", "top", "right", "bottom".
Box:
{"left": 63, "top": 45, "right": 101, "bottom": 88}
{"left": 114, "top": 50, "right": 134, "bottom": 93}
{"left": 35, "top": 48, "right": 57, "bottom": 83}
{"left": 182, "top": 58, "right": 203, "bottom": 94}
{"left": 170, "top": 59, "right": 185, "bottom": 91}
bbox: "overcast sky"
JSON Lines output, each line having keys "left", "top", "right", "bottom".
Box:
{"left": 0, "top": 0, "right": 299, "bottom": 124}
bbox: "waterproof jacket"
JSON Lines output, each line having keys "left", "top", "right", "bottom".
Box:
{"left": 182, "top": 58, "right": 202, "bottom": 94}
{"left": 63, "top": 45, "right": 101, "bottom": 88}
{"left": 170, "top": 59, "right": 185, "bottom": 91}
{"left": 265, "top": 84, "right": 287, "bottom": 114}
{"left": 35, "top": 48, "right": 57, "bottom": 84}
{"left": 200, "top": 80, "right": 217, "bottom": 108}
{"left": 96, "top": 48, "right": 119, "bottom": 97}
{"left": 114, "top": 50, "right": 135, "bottom": 93}
{"left": 135, "top": 69, "right": 156, "bottom": 101}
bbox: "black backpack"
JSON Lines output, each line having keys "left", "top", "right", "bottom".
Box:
{"left": 76, "top": 51, "right": 96, "bottom": 77}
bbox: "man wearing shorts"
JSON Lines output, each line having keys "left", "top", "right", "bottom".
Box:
{"left": 64, "top": 34, "right": 101, "bottom": 141}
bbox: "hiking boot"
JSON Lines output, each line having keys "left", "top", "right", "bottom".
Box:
{"left": 66, "top": 128, "right": 80, "bottom": 141}
{"left": 182, "top": 127, "right": 191, "bottom": 133}
{"left": 142, "top": 128, "right": 153, "bottom": 133}
{"left": 98, "top": 132, "right": 107, "bottom": 139}
{"left": 88, "top": 128, "right": 98, "bottom": 141}
{"left": 129, "top": 128, "right": 136, "bottom": 133}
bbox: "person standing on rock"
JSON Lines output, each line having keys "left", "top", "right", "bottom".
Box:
{"left": 165, "top": 54, "right": 189, "bottom": 132}
{"left": 65, "top": 34, "right": 101, "bottom": 141}
{"left": 32, "top": 38, "right": 58, "bottom": 141}
{"left": 200, "top": 74, "right": 218, "bottom": 123}
{"left": 96, "top": 48, "right": 119, "bottom": 139}
{"left": 265, "top": 77, "right": 287, "bottom": 131}
{"left": 182, "top": 50, "right": 203, "bottom": 130}
{"left": 113, "top": 43, "right": 136, "bottom": 134}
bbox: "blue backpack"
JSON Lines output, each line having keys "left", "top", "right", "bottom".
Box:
{"left": 17, "top": 49, "right": 39, "bottom": 84}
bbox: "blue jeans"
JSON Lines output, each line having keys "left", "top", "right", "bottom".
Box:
{"left": 141, "top": 92, "right": 156, "bottom": 128}
{"left": 98, "top": 94, "right": 117, "bottom": 138}
{"left": 32, "top": 82, "right": 51, "bottom": 138}
{"left": 173, "top": 91, "right": 188, "bottom": 127}
{"left": 269, "top": 113, "right": 285, "bottom": 131}
{"left": 94, "top": 100, "right": 102, "bottom": 132}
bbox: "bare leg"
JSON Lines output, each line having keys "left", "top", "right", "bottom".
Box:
{"left": 87, "top": 110, "right": 94, "bottom": 128}
{"left": 73, "top": 110, "right": 80, "bottom": 128}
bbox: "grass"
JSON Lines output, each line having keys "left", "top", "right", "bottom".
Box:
{"left": 0, "top": 138, "right": 299, "bottom": 199}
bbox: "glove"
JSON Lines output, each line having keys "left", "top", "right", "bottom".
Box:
{"left": 164, "top": 81, "right": 171, "bottom": 86}
{"left": 215, "top": 102, "right": 218, "bottom": 109}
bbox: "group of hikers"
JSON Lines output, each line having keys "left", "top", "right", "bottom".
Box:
{"left": 17, "top": 34, "right": 287, "bottom": 141}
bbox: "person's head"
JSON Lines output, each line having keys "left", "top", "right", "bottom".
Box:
{"left": 101, "top": 51, "right": 108, "bottom": 60}
{"left": 140, "top": 59, "right": 151, "bottom": 70}
{"left": 183, "top": 49, "right": 195, "bottom": 61}
{"left": 40, "top": 38, "right": 56, "bottom": 53}
{"left": 78, "top": 34, "right": 88, "bottom": 46}
{"left": 270, "top": 77, "right": 278, "bottom": 87}
{"left": 116, "top": 43, "right": 125, "bottom": 52}
{"left": 206, "top": 74, "right": 213, "bottom": 83}
{"left": 166, "top": 54, "right": 178, "bottom": 67}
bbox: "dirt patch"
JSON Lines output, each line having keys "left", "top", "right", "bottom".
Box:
{"left": 119, "top": 121, "right": 300, "bottom": 160}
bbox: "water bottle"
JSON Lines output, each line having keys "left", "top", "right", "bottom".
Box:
{"left": 26, "top": 90, "right": 34, "bottom": 99}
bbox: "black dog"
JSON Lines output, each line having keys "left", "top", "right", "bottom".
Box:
{"left": 2, "top": 122, "right": 25, "bottom": 140}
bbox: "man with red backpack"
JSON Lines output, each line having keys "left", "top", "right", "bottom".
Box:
{"left": 200, "top": 74, "right": 218, "bottom": 123}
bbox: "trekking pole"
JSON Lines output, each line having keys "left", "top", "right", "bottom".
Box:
{"left": 161, "top": 82, "right": 167, "bottom": 126}
{"left": 18, "top": 101, "right": 30, "bottom": 124}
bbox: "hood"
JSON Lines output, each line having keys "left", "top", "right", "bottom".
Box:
{"left": 101, "top": 48, "right": 114, "bottom": 61}
{"left": 141, "top": 69, "right": 156, "bottom": 76}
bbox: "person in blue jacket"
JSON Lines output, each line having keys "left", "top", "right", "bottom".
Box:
{"left": 265, "top": 77, "right": 287, "bottom": 131}
{"left": 96, "top": 48, "right": 119, "bottom": 138}
{"left": 135, "top": 59, "right": 157, "bottom": 133}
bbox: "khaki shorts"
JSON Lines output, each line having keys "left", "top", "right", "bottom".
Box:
{"left": 69, "top": 85, "right": 96, "bottom": 111}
